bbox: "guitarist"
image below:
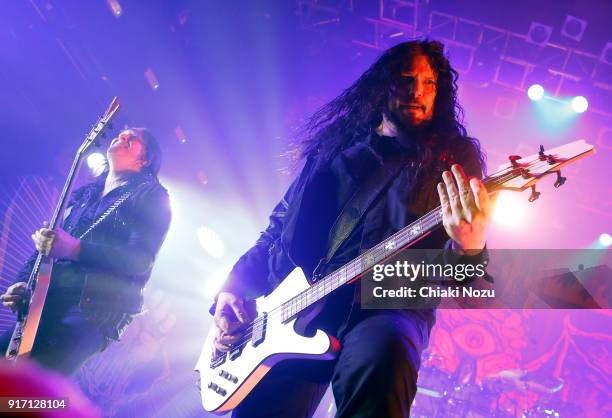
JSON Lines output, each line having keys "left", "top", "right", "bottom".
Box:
{"left": 211, "top": 40, "right": 494, "bottom": 417}
{"left": 0, "top": 128, "right": 171, "bottom": 375}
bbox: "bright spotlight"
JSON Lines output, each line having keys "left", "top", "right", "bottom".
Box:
{"left": 493, "top": 191, "right": 527, "bottom": 228}
{"left": 197, "top": 226, "right": 225, "bottom": 258}
{"left": 204, "top": 268, "right": 231, "bottom": 298}
{"left": 599, "top": 233, "right": 612, "bottom": 247}
{"left": 87, "top": 152, "right": 106, "bottom": 175}
{"left": 571, "top": 96, "right": 588, "bottom": 113}
{"left": 527, "top": 84, "right": 545, "bottom": 101}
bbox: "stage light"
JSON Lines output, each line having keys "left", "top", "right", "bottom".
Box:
{"left": 106, "top": 0, "right": 122, "bottom": 17}
{"left": 527, "top": 84, "right": 545, "bottom": 101}
{"left": 561, "top": 16, "right": 587, "bottom": 42}
{"left": 204, "top": 268, "right": 232, "bottom": 298}
{"left": 145, "top": 68, "right": 160, "bottom": 90}
{"left": 492, "top": 191, "right": 527, "bottom": 228}
{"left": 87, "top": 152, "right": 106, "bottom": 174}
{"left": 599, "top": 233, "right": 612, "bottom": 247}
{"left": 527, "top": 22, "right": 552, "bottom": 46}
{"left": 197, "top": 226, "right": 225, "bottom": 258}
{"left": 571, "top": 96, "right": 588, "bottom": 113}
{"left": 175, "top": 125, "right": 187, "bottom": 144}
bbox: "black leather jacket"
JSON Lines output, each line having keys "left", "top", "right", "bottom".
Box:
{"left": 16, "top": 172, "right": 171, "bottom": 315}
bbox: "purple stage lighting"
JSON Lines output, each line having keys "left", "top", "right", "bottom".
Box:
{"left": 599, "top": 233, "right": 612, "bottom": 247}
{"left": 571, "top": 96, "right": 589, "bottom": 113}
{"left": 527, "top": 84, "right": 545, "bottom": 101}
{"left": 197, "top": 226, "right": 225, "bottom": 258}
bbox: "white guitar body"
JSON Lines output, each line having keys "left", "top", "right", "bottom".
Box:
{"left": 195, "top": 272, "right": 340, "bottom": 414}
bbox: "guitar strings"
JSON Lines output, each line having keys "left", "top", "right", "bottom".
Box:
{"left": 213, "top": 159, "right": 544, "bottom": 354}
{"left": 214, "top": 158, "right": 548, "bottom": 356}
{"left": 212, "top": 156, "right": 553, "bottom": 356}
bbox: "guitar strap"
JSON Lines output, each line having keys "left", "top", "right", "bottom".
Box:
{"left": 76, "top": 177, "right": 155, "bottom": 240}
{"left": 77, "top": 191, "right": 132, "bottom": 240}
{"left": 323, "top": 156, "right": 409, "bottom": 272}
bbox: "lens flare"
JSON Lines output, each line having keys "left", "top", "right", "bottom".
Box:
{"left": 599, "top": 233, "right": 612, "bottom": 247}
{"left": 197, "top": 226, "right": 225, "bottom": 258}
{"left": 492, "top": 191, "right": 527, "bottom": 228}
{"left": 87, "top": 152, "right": 106, "bottom": 175}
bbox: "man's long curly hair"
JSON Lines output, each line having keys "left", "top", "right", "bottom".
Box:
{"left": 297, "top": 40, "right": 485, "bottom": 175}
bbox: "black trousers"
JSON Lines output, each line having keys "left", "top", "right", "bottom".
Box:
{"left": 233, "top": 309, "right": 432, "bottom": 418}
{"left": 0, "top": 305, "right": 125, "bottom": 375}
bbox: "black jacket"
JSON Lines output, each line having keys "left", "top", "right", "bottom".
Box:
{"left": 16, "top": 172, "right": 171, "bottom": 314}
{"left": 219, "top": 130, "right": 484, "bottom": 303}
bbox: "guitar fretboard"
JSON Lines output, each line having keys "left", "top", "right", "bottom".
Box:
{"left": 277, "top": 164, "right": 530, "bottom": 323}
{"left": 280, "top": 205, "right": 444, "bottom": 322}
{"left": 278, "top": 137, "right": 598, "bottom": 322}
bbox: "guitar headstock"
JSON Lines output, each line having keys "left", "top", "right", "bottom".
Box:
{"left": 77, "top": 97, "right": 121, "bottom": 155}
{"left": 484, "top": 140, "right": 596, "bottom": 201}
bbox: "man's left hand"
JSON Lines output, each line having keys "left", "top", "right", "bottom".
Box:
{"left": 32, "top": 221, "right": 81, "bottom": 260}
{"left": 437, "top": 164, "right": 495, "bottom": 255}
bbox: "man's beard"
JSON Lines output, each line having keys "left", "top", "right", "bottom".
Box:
{"left": 384, "top": 108, "right": 433, "bottom": 140}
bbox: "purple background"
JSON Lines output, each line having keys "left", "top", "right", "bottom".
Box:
{"left": 0, "top": 1, "right": 610, "bottom": 417}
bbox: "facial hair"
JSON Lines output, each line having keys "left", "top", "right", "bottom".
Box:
{"left": 384, "top": 107, "right": 433, "bottom": 147}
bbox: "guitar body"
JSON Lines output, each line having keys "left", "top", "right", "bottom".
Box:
{"left": 5, "top": 260, "right": 53, "bottom": 359}
{"left": 195, "top": 273, "right": 340, "bottom": 414}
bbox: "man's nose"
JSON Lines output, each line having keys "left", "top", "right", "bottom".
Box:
{"left": 414, "top": 81, "right": 425, "bottom": 98}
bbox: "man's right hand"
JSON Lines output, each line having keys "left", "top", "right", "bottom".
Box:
{"left": 1, "top": 282, "right": 28, "bottom": 312}
{"left": 213, "top": 291, "right": 256, "bottom": 353}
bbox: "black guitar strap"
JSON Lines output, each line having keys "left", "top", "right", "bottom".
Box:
{"left": 323, "top": 156, "right": 408, "bottom": 270}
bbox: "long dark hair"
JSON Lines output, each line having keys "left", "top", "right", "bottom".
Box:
{"left": 137, "top": 128, "right": 163, "bottom": 178}
{"left": 296, "top": 40, "right": 485, "bottom": 174}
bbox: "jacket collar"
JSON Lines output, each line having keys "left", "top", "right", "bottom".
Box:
{"left": 338, "top": 130, "right": 417, "bottom": 184}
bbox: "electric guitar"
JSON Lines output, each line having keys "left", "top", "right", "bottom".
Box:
{"left": 5, "top": 97, "right": 120, "bottom": 361}
{"left": 195, "top": 140, "right": 595, "bottom": 414}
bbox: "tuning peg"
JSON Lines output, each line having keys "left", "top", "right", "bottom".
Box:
{"left": 554, "top": 172, "right": 567, "bottom": 188}
{"left": 509, "top": 155, "right": 522, "bottom": 168}
{"left": 539, "top": 145, "right": 546, "bottom": 161}
{"left": 528, "top": 185, "right": 540, "bottom": 202}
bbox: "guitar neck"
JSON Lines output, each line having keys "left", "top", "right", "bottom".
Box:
{"left": 26, "top": 153, "right": 84, "bottom": 285}
{"left": 280, "top": 204, "right": 443, "bottom": 322}
{"left": 278, "top": 136, "right": 598, "bottom": 323}
{"left": 24, "top": 99, "right": 121, "bottom": 289}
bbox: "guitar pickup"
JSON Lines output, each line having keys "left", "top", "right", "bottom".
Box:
{"left": 207, "top": 382, "right": 227, "bottom": 396}
{"left": 210, "top": 351, "right": 227, "bottom": 369}
{"left": 251, "top": 312, "right": 267, "bottom": 347}
{"left": 219, "top": 370, "right": 239, "bottom": 384}
{"left": 229, "top": 345, "right": 243, "bottom": 361}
